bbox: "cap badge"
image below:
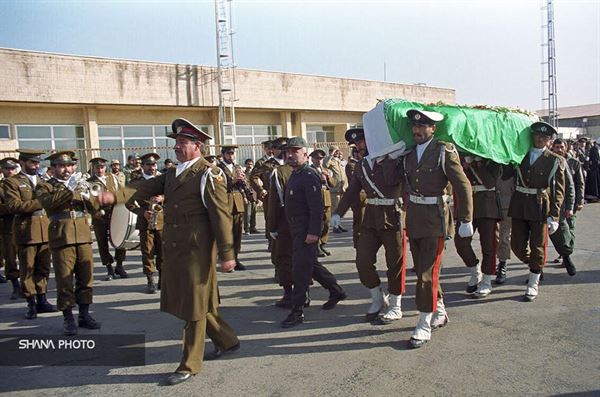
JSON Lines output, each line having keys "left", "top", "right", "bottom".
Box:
{"left": 414, "top": 114, "right": 421, "bottom": 120}
{"left": 541, "top": 126, "right": 547, "bottom": 132}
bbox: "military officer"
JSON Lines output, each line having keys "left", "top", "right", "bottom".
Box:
{"left": 98, "top": 118, "right": 239, "bottom": 386}
{"left": 345, "top": 145, "right": 367, "bottom": 249}
{"left": 550, "top": 138, "right": 583, "bottom": 276}
{"left": 127, "top": 153, "right": 164, "bottom": 293}
{"left": 454, "top": 155, "right": 502, "bottom": 298}
{"left": 3, "top": 149, "right": 55, "bottom": 319}
{"left": 332, "top": 127, "right": 405, "bottom": 323}
{"left": 36, "top": 151, "right": 101, "bottom": 335}
{"left": 309, "top": 149, "right": 334, "bottom": 257}
{"left": 494, "top": 172, "right": 514, "bottom": 284}
{"left": 400, "top": 109, "right": 473, "bottom": 348}
{"left": 88, "top": 157, "right": 128, "bottom": 280}
{"left": 504, "top": 121, "right": 565, "bottom": 301}
{"left": 123, "top": 153, "right": 141, "bottom": 184}
{"left": 217, "top": 146, "right": 246, "bottom": 271}
{"left": 250, "top": 140, "right": 277, "bottom": 250}
{"left": 324, "top": 145, "right": 348, "bottom": 232}
{"left": 280, "top": 137, "right": 346, "bottom": 328}
{"left": 0, "top": 157, "right": 21, "bottom": 298}
{"left": 110, "top": 159, "right": 126, "bottom": 188}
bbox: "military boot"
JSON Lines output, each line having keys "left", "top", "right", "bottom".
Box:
{"left": 10, "top": 279, "right": 21, "bottom": 300}
{"left": 319, "top": 244, "right": 331, "bottom": 256}
{"left": 0, "top": 272, "right": 6, "bottom": 283}
{"left": 78, "top": 304, "right": 101, "bottom": 329}
{"left": 36, "top": 293, "right": 57, "bottom": 313}
{"left": 317, "top": 245, "right": 327, "bottom": 258}
{"left": 281, "top": 306, "right": 304, "bottom": 328}
{"left": 494, "top": 261, "right": 507, "bottom": 285}
{"left": 524, "top": 272, "right": 541, "bottom": 302}
{"left": 322, "top": 285, "right": 347, "bottom": 310}
{"left": 563, "top": 256, "right": 576, "bottom": 276}
{"left": 146, "top": 274, "right": 157, "bottom": 294}
{"left": 365, "top": 286, "right": 389, "bottom": 322}
{"left": 409, "top": 312, "right": 434, "bottom": 349}
{"left": 63, "top": 308, "right": 78, "bottom": 336}
{"left": 157, "top": 271, "right": 161, "bottom": 291}
{"left": 378, "top": 294, "right": 402, "bottom": 323}
{"left": 275, "top": 286, "right": 293, "bottom": 308}
{"left": 104, "top": 264, "right": 115, "bottom": 281}
{"left": 466, "top": 262, "right": 482, "bottom": 293}
{"left": 25, "top": 297, "right": 37, "bottom": 320}
{"left": 114, "top": 262, "right": 128, "bottom": 278}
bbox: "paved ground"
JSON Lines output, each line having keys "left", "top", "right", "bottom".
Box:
{"left": 1, "top": 205, "right": 599, "bottom": 396}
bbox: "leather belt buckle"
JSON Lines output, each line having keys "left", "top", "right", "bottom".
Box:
{"left": 69, "top": 210, "right": 76, "bottom": 219}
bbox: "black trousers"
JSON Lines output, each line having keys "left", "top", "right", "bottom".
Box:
{"left": 289, "top": 219, "right": 340, "bottom": 307}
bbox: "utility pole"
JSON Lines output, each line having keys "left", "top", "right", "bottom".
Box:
{"left": 541, "top": 0, "right": 558, "bottom": 127}
{"left": 215, "top": 0, "right": 237, "bottom": 145}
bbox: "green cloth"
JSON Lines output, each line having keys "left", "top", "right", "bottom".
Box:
{"left": 383, "top": 99, "right": 540, "bottom": 165}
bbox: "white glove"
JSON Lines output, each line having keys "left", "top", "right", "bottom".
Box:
{"left": 331, "top": 214, "right": 341, "bottom": 229}
{"left": 269, "top": 232, "right": 278, "bottom": 240}
{"left": 458, "top": 221, "right": 474, "bottom": 238}
{"left": 547, "top": 217, "right": 559, "bottom": 235}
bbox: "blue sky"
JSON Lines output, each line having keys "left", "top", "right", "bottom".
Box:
{"left": 0, "top": 0, "right": 598, "bottom": 111}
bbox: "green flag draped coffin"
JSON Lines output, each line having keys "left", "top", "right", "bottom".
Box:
{"left": 362, "top": 99, "right": 540, "bottom": 165}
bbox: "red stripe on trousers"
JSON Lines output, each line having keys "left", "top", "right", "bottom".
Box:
{"left": 542, "top": 225, "right": 549, "bottom": 266}
{"left": 431, "top": 237, "right": 444, "bottom": 313}
{"left": 401, "top": 228, "right": 407, "bottom": 295}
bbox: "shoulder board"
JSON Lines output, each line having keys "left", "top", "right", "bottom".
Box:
{"left": 208, "top": 165, "right": 225, "bottom": 183}
{"left": 438, "top": 141, "right": 457, "bottom": 152}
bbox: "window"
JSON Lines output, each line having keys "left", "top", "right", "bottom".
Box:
{"left": 16, "top": 125, "right": 85, "bottom": 150}
{"left": 306, "top": 126, "right": 335, "bottom": 144}
{"left": 235, "top": 125, "right": 281, "bottom": 161}
{"left": 0, "top": 125, "right": 10, "bottom": 139}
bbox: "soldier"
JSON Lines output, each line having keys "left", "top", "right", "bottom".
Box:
{"left": 494, "top": 172, "right": 514, "bottom": 284}
{"left": 98, "top": 118, "right": 239, "bottom": 386}
{"left": 110, "top": 159, "right": 126, "bottom": 188}
{"left": 400, "top": 109, "right": 473, "bottom": 348}
{"left": 550, "top": 138, "right": 584, "bottom": 276}
{"left": 345, "top": 145, "right": 367, "bottom": 249}
{"left": 35, "top": 151, "right": 101, "bottom": 335}
{"left": 454, "top": 155, "right": 502, "bottom": 298}
{"left": 4, "top": 149, "right": 56, "bottom": 319}
{"left": 324, "top": 145, "right": 348, "bottom": 233}
{"left": 504, "top": 121, "right": 565, "bottom": 301}
{"left": 217, "top": 146, "right": 247, "bottom": 271}
{"left": 123, "top": 153, "right": 141, "bottom": 184}
{"left": 88, "top": 157, "right": 128, "bottom": 280}
{"left": 332, "top": 128, "right": 405, "bottom": 323}
{"left": 280, "top": 137, "right": 346, "bottom": 328}
{"left": 243, "top": 158, "right": 258, "bottom": 235}
{"left": 250, "top": 140, "right": 276, "bottom": 249}
{"left": 309, "top": 149, "right": 334, "bottom": 257}
{"left": 127, "top": 153, "right": 164, "bottom": 293}
{"left": 0, "top": 157, "right": 20, "bottom": 298}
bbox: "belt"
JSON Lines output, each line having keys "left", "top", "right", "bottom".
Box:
{"left": 16, "top": 209, "right": 46, "bottom": 217}
{"left": 49, "top": 211, "right": 86, "bottom": 221}
{"left": 366, "top": 198, "right": 396, "bottom": 206}
{"left": 472, "top": 185, "right": 496, "bottom": 193}
{"left": 409, "top": 194, "right": 450, "bottom": 205}
{"left": 516, "top": 186, "right": 547, "bottom": 195}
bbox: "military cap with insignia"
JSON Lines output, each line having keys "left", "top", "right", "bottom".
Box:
{"left": 577, "top": 137, "right": 589, "bottom": 143}
{"left": 345, "top": 128, "right": 365, "bottom": 144}
{"left": 220, "top": 145, "right": 238, "bottom": 154}
{"left": 0, "top": 157, "right": 19, "bottom": 169}
{"left": 140, "top": 153, "right": 160, "bottom": 165}
{"left": 271, "top": 137, "right": 289, "bottom": 150}
{"left": 127, "top": 153, "right": 140, "bottom": 161}
{"left": 286, "top": 136, "right": 308, "bottom": 149}
{"left": 89, "top": 157, "right": 108, "bottom": 166}
{"left": 111, "top": 159, "right": 121, "bottom": 165}
{"left": 169, "top": 118, "right": 213, "bottom": 142}
{"left": 17, "top": 148, "right": 45, "bottom": 162}
{"left": 309, "top": 149, "right": 326, "bottom": 158}
{"left": 47, "top": 151, "right": 78, "bottom": 165}
{"left": 261, "top": 139, "right": 273, "bottom": 148}
{"left": 530, "top": 121, "right": 557, "bottom": 136}
{"left": 407, "top": 109, "right": 444, "bottom": 125}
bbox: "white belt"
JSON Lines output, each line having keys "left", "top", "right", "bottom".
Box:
{"left": 472, "top": 185, "right": 496, "bottom": 193}
{"left": 409, "top": 194, "right": 449, "bottom": 205}
{"left": 516, "top": 186, "right": 547, "bottom": 195}
{"left": 366, "top": 198, "right": 395, "bottom": 206}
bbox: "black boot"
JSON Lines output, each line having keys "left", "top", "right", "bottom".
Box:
{"left": 281, "top": 306, "right": 304, "bottom": 328}
{"left": 275, "top": 286, "right": 293, "bottom": 308}
{"left": 36, "top": 293, "right": 57, "bottom": 313}
{"left": 25, "top": 297, "right": 37, "bottom": 319}
{"left": 323, "top": 286, "right": 347, "bottom": 310}
{"left": 10, "top": 279, "right": 21, "bottom": 300}
{"left": 146, "top": 274, "right": 157, "bottom": 294}
{"left": 78, "top": 304, "right": 101, "bottom": 329}
{"left": 234, "top": 260, "right": 247, "bottom": 271}
{"left": 157, "top": 271, "right": 161, "bottom": 290}
{"left": 0, "top": 272, "right": 6, "bottom": 283}
{"left": 317, "top": 244, "right": 327, "bottom": 258}
{"left": 495, "top": 261, "right": 507, "bottom": 285}
{"left": 320, "top": 244, "right": 331, "bottom": 256}
{"left": 114, "top": 262, "right": 128, "bottom": 278}
{"left": 563, "top": 255, "right": 576, "bottom": 276}
{"left": 104, "top": 264, "right": 115, "bottom": 281}
{"left": 63, "top": 308, "right": 77, "bottom": 336}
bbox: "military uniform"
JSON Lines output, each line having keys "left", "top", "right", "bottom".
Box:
{"left": 88, "top": 159, "right": 128, "bottom": 279}
{"left": 250, "top": 143, "right": 278, "bottom": 245}
{"left": 495, "top": 173, "right": 515, "bottom": 283}
{"left": 453, "top": 157, "right": 502, "bottom": 297}
{"left": 127, "top": 153, "right": 164, "bottom": 293}
{"left": 3, "top": 149, "right": 54, "bottom": 319}
{"left": 0, "top": 157, "right": 20, "bottom": 298}
{"left": 324, "top": 149, "right": 348, "bottom": 217}
{"left": 505, "top": 121, "right": 565, "bottom": 301}
{"left": 113, "top": 118, "right": 238, "bottom": 382}
{"left": 35, "top": 151, "right": 101, "bottom": 335}
{"left": 345, "top": 158, "right": 367, "bottom": 249}
{"left": 310, "top": 149, "right": 334, "bottom": 256}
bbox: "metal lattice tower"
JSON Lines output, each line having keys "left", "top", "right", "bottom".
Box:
{"left": 541, "top": 0, "right": 558, "bottom": 127}
{"left": 215, "top": 0, "right": 237, "bottom": 144}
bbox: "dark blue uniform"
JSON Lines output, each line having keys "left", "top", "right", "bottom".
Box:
{"left": 285, "top": 163, "right": 342, "bottom": 307}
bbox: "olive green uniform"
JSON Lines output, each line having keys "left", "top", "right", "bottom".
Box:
{"left": 35, "top": 178, "right": 98, "bottom": 310}
{"left": 3, "top": 173, "right": 51, "bottom": 298}
{"left": 0, "top": 180, "right": 18, "bottom": 281}
{"left": 344, "top": 160, "right": 367, "bottom": 248}
{"left": 249, "top": 155, "right": 275, "bottom": 242}
{"left": 310, "top": 164, "right": 334, "bottom": 245}
{"left": 217, "top": 162, "right": 245, "bottom": 259}
{"left": 324, "top": 155, "right": 347, "bottom": 213}
{"left": 115, "top": 158, "right": 238, "bottom": 375}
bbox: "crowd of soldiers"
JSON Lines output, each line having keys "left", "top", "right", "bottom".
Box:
{"left": 0, "top": 112, "right": 590, "bottom": 384}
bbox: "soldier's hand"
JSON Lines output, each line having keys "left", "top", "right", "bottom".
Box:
{"left": 565, "top": 209, "right": 574, "bottom": 219}
{"left": 458, "top": 221, "right": 474, "bottom": 238}
{"left": 547, "top": 217, "right": 559, "bottom": 235}
{"left": 575, "top": 204, "right": 583, "bottom": 212}
{"left": 269, "top": 232, "right": 278, "bottom": 240}
{"left": 305, "top": 234, "right": 319, "bottom": 244}
{"left": 143, "top": 210, "right": 153, "bottom": 221}
{"left": 219, "top": 260, "right": 236, "bottom": 273}
{"left": 98, "top": 191, "right": 116, "bottom": 206}
{"left": 259, "top": 190, "right": 268, "bottom": 200}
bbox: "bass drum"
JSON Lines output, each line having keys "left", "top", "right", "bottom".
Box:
{"left": 109, "top": 204, "right": 140, "bottom": 250}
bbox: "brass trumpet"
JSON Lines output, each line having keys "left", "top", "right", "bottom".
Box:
{"left": 148, "top": 203, "right": 163, "bottom": 230}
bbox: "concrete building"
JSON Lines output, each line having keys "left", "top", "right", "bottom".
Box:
{"left": 538, "top": 103, "right": 600, "bottom": 140}
{"left": 0, "top": 48, "right": 454, "bottom": 164}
